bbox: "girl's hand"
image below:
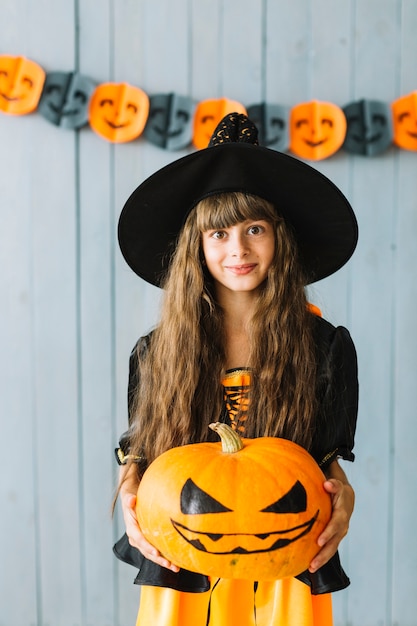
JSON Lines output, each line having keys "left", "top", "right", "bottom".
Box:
{"left": 121, "top": 492, "right": 180, "bottom": 573}
{"left": 308, "top": 461, "right": 355, "bottom": 573}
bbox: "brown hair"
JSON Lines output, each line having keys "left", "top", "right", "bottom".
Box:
{"left": 128, "top": 192, "right": 317, "bottom": 471}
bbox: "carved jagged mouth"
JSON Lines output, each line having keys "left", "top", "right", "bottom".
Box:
{"left": 171, "top": 511, "right": 318, "bottom": 555}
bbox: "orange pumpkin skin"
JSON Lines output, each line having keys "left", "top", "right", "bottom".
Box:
{"left": 136, "top": 425, "right": 331, "bottom": 580}
{"left": 88, "top": 82, "right": 149, "bottom": 143}
{"left": 391, "top": 91, "right": 417, "bottom": 151}
{"left": 289, "top": 100, "right": 347, "bottom": 161}
{"left": 192, "top": 98, "right": 247, "bottom": 149}
{"left": 0, "top": 55, "right": 45, "bottom": 115}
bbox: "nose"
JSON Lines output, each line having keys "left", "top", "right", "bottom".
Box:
{"left": 229, "top": 231, "right": 249, "bottom": 258}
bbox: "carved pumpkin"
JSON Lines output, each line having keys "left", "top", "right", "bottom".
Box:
{"left": 289, "top": 100, "right": 346, "bottom": 161}
{"left": 0, "top": 55, "right": 45, "bottom": 115}
{"left": 391, "top": 91, "right": 417, "bottom": 151}
{"left": 88, "top": 82, "right": 149, "bottom": 143}
{"left": 137, "top": 423, "right": 331, "bottom": 580}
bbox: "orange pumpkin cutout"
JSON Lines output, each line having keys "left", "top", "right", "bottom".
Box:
{"left": 0, "top": 55, "right": 45, "bottom": 115}
{"left": 391, "top": 91, "right": 417, "bottom": 151}
{"left": 137, "top": 423, "right": 331, "bottom": 581}
{"left": 88, "top": 82, "right": 149, "bottom": 143}
{"left": 290, "top": 100, "right": 347, "bottom": 161}
{"left": 193, "top": 98, "right": 247, "bottom": 149}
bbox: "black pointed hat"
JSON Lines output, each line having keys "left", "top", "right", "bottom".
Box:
{"left": 118, "top": 113, "right": 358, "bottom": 287}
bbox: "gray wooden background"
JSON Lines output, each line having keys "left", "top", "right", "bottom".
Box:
{"left": 1, "top": 1, "right": 416, "bottom": 625}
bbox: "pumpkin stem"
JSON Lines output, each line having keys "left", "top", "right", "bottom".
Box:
{"left": 209, "top": 422, "right": 244, "bottom": 453}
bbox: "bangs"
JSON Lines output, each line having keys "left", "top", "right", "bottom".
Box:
{"left": 194, "top": 192, "right": 278, "bottom": 232}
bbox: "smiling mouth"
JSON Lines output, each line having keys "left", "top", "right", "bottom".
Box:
{"left": 304, "top": 138, "right": 327, "bottom": 147}
{"left": 105, "top": 119, "right": 128, "bottom": 129}
{"left": 225, "top": 264, "right": 257, "bottom": 275}
{"left": 351, "top": 133, "right": 382, "bottom": 144}
{"left": 0, "top": 92, "right": 20, "bottom": 101}
{"left": 171, "top": 511, "right": 318, "bottom": 555}
{"left": 153, "top": 125, "right": 184, "bottom": 138}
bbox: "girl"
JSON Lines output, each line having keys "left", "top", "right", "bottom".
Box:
{"left": 114, "top": 113, "right": 359, "bottom": 626}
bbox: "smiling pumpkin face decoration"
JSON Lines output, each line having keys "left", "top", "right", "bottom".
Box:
{"left": 38, "top": 71, "right": 96, "bottom": 129}
{"left": 343, "top": 99, "right": 393, "bottom": 156}
{"left": 289, "top": 100, "right": 347, "bottom": 161}
{"left": 136, "top": 423, "right": 331, "bottom": 580}
{"left": 391, "top": 91, "right": 417, "bottom": 151}
{"left": 192, "top": 98, "right": 247, "bottom": 149}
{"left": 246, "top": 102, "right": 290, "bottom": 151}
{"left": 0, "top": 55, "right": 45, "bottom": 115}
{"left": 144, "top": 93, "right": 195, "bottom": 150}
{"left": 88, "top": 82, "right": 149, "bottom": 143}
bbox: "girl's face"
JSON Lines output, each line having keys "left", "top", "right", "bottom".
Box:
{"left": 201, "top": 219, "right": 275, "bottom": 297}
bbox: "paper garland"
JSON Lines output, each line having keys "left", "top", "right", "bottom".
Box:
{"left": 0, "top": 55, "right": 416, "bottom": 159}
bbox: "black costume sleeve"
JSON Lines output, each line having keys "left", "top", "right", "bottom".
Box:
{"left": 295, "top": 316, "right": 359, "bottom": 593}
{"left": 310, "top": 317, "right": 359, "bottom": 469}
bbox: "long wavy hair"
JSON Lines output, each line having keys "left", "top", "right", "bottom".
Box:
{"left": 128, "top": 191, "right": 317, "bottom": 471}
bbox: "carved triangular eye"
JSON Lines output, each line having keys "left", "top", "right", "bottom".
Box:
{"left": 180, "top": 478, "right": 233, "bottom": 514}
{"left": 260, "top": 480, "right": 307, "bottom": 513}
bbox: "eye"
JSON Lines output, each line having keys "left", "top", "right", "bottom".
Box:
{"left": 22, "top": 76, "right": 33, "bottom": 88}
{"left": 0, "top": 70, "right": 8, "bottom": 77}
{"left": 209, "top": 230, "right": 227, "bottom": 240}
{"left": 127, "top": 102, "right": 138, "bottom": 113}
{"left": 150, "top": 107, "right": 164, "bottom": 118}
{"left": 271, "top": 117, "right": 284, "bottom": 129}
{"left": 372, "top": 114, "right": 386, "bottom": 126}
{"left": 260, "top": 480, "right": 307, "bottom": 513}
{"left": 398, "top": 111, "right": 410, "bottom": 123}
{"left": 180, "top": 478, "right": 232, "bottom": 514}
{"left": 201, "top": 114, "right": 215, "bottom": 124}
{"left": 322, "top": 118, "right": 333, "bottom": 127}
{"left": 46, "top": 84, "right": 62, "bottom": 95}
{"left": 74, "top": 90, "right": 87, "bottom": 104}
{"left": 247, "top": 224, "right": 264, "bottom": 235}
{"left": 295, "top": 118, "right": 308, "bottom": 129}
{"left": 100, "top": 98, "right": 113, "bottom": 107}
{"left": 176, "top": 109, "right": 189, "bottom": 122}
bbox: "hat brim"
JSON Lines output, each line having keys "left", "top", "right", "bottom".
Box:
{"left": 118, "top": 143, "right": 358, "bottom": 286}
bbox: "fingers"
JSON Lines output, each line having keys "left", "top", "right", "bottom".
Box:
{"left": 122, "top": 492, "right": 180, "bottom": 572}
{"left": 308, "top": 479, "right": 352, "bottom": 573}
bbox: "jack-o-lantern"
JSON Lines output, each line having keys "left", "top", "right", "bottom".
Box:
{"left": 88, "top": 82, "right": 149, "bottom": 143}
{"left": 391, "top": 91, "right": 417, "bottom": 151}
{"left": 192, "top": 98, "right": 247, "bottom": 149}
{"left": 137, "top": 422, "right": 331, "bottom": 580}
{"left": 0, "top": 54, "right": 45, "bottom": 115}
{"left": 38, "top": 71, "right": 96, "bottom": 129}
{"left": 343, "top": 99, "right": 393, "bottom": 156}
{"left": 289, "top": 100, "right": 347, "bottom": 161}
{"left": 144, "top": 92, "right": 195, "bottom": 150}
{"left": 247, "top": 102, "right": 290, "bottom": 151}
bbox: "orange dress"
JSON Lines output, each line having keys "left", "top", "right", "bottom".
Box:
{"left": 134, "top": 369, "right": 333, "bottom": 626}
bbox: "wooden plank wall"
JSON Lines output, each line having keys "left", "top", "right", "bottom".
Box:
{"left": 1, "top": 1, "right": 416, "bottom": 624}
